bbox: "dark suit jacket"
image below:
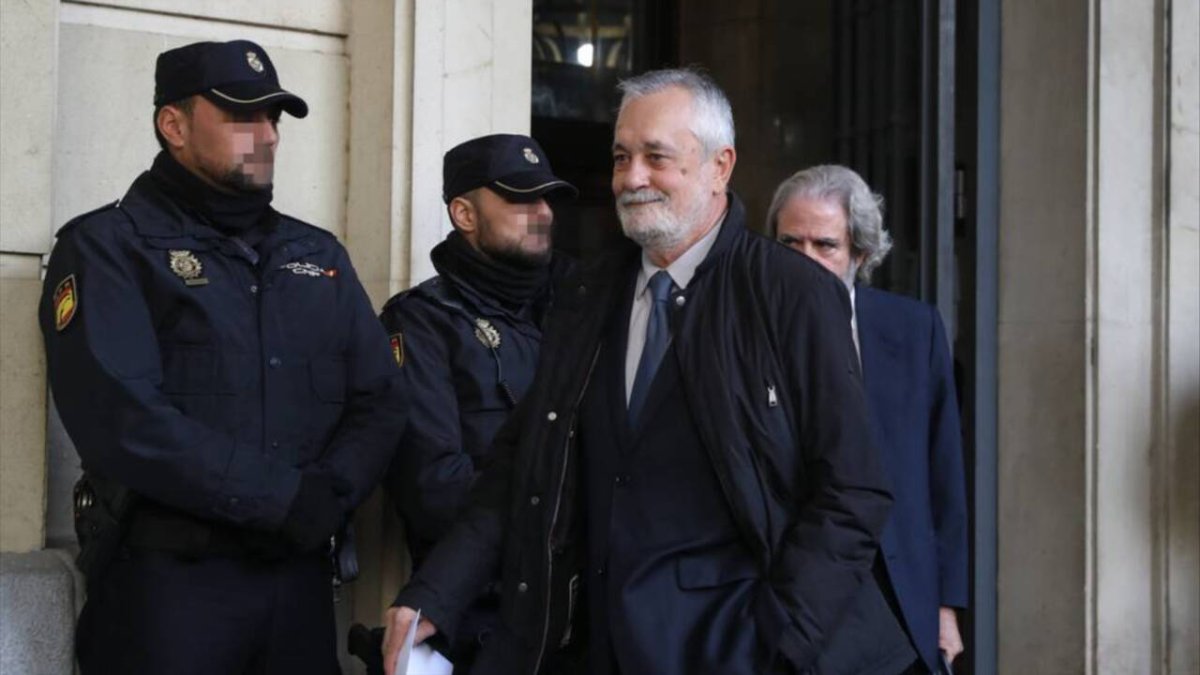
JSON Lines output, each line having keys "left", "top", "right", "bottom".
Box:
{"left": 856, "top": 285, "right": 969, "bottom": 672}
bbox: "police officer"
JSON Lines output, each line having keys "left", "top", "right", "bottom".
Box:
{"left": 39, "top": 40, "right": 407, "bottom": 674}
{"left": 380, "top": 134, "right": 576, "bottom": 672}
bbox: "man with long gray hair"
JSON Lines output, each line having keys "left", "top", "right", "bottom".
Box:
{"left": 769, "top": 164, "right": 970, "bottom": 673}
{"left": 383, "top": 72, "right": 912, "bottom": 674}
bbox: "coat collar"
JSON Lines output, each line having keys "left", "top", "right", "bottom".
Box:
{"left": 694, "top": 191, "right": 746, "bottom": 277}
{"left": 120, "top": 171, "right": 310, "bottom": 248}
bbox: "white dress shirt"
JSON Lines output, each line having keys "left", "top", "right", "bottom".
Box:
{"left": 850, "top": 284, "right": 860, "bottom": 360}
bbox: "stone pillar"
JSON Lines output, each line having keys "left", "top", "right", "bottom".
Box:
{"left": 997, "top": 0, "right": 1199, "bottom": 672}
{"left": 407, "top": 0, "right": 533, "bottom": 287}
{"left": 343, "top": 0, "right": 534, "bottom": 639}
{"left": 1164, "top": 1, "right": 1200, "bottom": 672}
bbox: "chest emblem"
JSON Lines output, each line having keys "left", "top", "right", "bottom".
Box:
{"left": 473, "top": 318, "right": 501, "bottom": 350}
{"left": 389, "top": 332, "right": 404, "bottom": 367}
{"left": 53, "top": 274, "right": 78, "bottom": 332}
{"left": 280, "top": 261, "right": 338, "bottom": 278}
{"left": 168, "top": 250, "right": 208, "bottom": 286}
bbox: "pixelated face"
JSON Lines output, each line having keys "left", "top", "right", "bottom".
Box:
{"left": 178, "top": 97, "right": 280, "bottom": 192}
{"left": 611, "top": 86, "right": 722, "bottom": 253}
{"left": 473, "top": 188, "right": 554, "bottom": 267}
{"left": 775, "top": 195, "right": 862, "bottom": 288}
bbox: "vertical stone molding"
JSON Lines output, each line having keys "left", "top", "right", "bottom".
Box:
{"left": 997, "top": 2, "right": 1090, "bottom": 672}
{"left": 1165, "top": 0, "right": 1200, "bottom": 672}
{"left": 999, "top": 0, "right": 1199, "bottom": 672}
{"left": 407, "top": 0, "right": 533, "bottom": 287}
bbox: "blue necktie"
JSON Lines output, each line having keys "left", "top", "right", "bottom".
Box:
{"left": 628, "top": 270, "right": 674, "bottom": 426}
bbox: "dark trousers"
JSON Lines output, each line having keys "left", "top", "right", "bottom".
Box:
{"left": 76, "top": 548, "right": 338, "bottom": 675}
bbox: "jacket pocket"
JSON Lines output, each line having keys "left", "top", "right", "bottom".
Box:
{"left": 309, "top": 357, "right": 347, "bottom": 403}
{"left": 676, "top": 542, "right": 760, "bottom": 590}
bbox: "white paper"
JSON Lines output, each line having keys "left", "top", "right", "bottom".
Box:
{"left": 393, "top": 609, "right": 454, "bottom": 675}
{"left": 406, "top": 643, "right": 453, "bottom": 675}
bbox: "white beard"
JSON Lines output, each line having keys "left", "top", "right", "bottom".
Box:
{"left": 616, "top": 188, "right": 706, "bottom": 253}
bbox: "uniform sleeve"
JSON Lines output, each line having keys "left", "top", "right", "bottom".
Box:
{"left": 307, "top": 247, "right": 409, "bottom": 510}
{"left": 926, "top": 306, "right": 969, "bottom": 608}
{"left": 755, "top": 273, "right": 894, "bottom": 669}
{"left": 379, "top": 297, "right": 478, "bottom": 550}
{"left": 392, "top": 389, "right": 521, "bottom": 641}
{"left": 39, "top": 221, "right": 301, "bottom": 529}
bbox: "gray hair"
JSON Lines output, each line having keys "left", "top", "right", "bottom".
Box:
{"left": 616, "top": 68, "right": 735, "bottom": 157}
{"left": 766, "top": 164, "right": 893, "bottom": 283}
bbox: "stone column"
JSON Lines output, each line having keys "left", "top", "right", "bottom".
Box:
{"left": 997, "top": 0, "right": 1199, "bottom": 672}
{"left": 345, "top": 0, "right": 534, "bottom": 636}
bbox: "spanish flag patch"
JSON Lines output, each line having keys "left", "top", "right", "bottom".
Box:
{"left": 390, "top": 332, "right": 404, "bottom": 367}
{"left": 53, "top": 275, "right": 78, "bottom": 332}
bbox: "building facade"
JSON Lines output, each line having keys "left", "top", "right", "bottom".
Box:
{"left": 0, "top": 1, "right": 1196, "bottom": 673}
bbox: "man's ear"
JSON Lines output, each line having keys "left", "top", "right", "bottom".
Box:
{"left": 447, "top": 196, "right": 477, "bottom": 234}
{"left": 157, "top": 104, "right": 189, "bottom": 150}
{"left": 709, "top": 145, "right": 736, "bottom": 193}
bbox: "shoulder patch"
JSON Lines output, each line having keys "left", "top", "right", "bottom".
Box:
{"left": 389, "top": 332, "right": 404, "bottom": 367}
{"left": 55, "top": 200, "right": 120, "bottom": 237}
{"left": 53, "top": 274, "right": 78, "bottom": 331}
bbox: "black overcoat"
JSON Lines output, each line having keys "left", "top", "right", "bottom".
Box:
{"left": 396, "top": 194, "right": 893, "bottom": 674}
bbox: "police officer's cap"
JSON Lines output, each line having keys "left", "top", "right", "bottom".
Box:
{"left": 443, "top": 134, "right": 578, "bottom": 203}
{"left": 154, "top": 40, "right": 308, "bottom": 119}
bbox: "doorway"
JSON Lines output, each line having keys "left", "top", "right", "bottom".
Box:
{"left": 529, "top": 2, "right": 998, "bottom": 671}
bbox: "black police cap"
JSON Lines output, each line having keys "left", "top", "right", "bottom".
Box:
{"left": 443, "top": 134, "right": 578, "bottom": 203}
{"left": 154, "top": 40, "right": 308, "bottom": 118}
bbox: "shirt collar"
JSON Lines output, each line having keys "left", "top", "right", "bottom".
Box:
{"left": 635, "top": 216, "right": 725, "bottom": 298}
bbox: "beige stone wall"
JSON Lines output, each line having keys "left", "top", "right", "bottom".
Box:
{"left": 0, "top": 0, "right": 57, "bottom": 553}
{"left": 998, "top": 0, "right": 1199, "bottom": 672}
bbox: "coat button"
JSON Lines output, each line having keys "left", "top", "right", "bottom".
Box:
{"left": 250, "top": 284, "right": 259, "bottom": 294}
{"left": 674, "top": 295, "right": 686, "bottom": 307}
{"left": 529, "top": 495, "right": 540, "bottom": 506}
{"left": 517, "top": 581, "right": 529, "bottom": 593}
{"left": 268, "top": 357, "right": 282, "bottom": 368}
{"left": 546, "top": 411, "right": 558, "bottom": 422}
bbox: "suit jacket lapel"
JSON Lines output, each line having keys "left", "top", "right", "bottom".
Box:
{"left": 856, "top": 287, "right": 902, "bottom": 411}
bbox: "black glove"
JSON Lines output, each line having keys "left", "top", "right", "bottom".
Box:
{"left": 282, "top": 470, "right": 351, "bottom": 553}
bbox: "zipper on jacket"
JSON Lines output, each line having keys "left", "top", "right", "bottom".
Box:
{"left": 532, "top": 345, "right": 602, "bottom": 674}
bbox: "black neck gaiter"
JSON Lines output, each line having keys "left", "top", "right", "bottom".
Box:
{"left": 148, "top": 151, "right": 275, "bottom": 236}
{"left": 431, "top": 231, "right": 551, "bottom": 311}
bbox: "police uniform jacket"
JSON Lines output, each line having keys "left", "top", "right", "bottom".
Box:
{"left": 395, "top": 194, "right": 893, "bottom": 674}
{"left": 379, "top": 257, "right": 567, "bottom": 564}
{"left": 40, "top": 169, "right": 407, "bottom": 532}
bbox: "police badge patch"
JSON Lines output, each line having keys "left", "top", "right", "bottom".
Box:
{"left": 246, "top": 51, "right": 265, "bottom": 73}
{"left": 168, "top": 250, "right": 208, "bottom": 286}
{"left": 390, "top": 333, "right": 404, "bottom": 367}
{"left": 473, "top": 318, "right": 501, "bottom": 349}
{"left": 53, "top": 274, "right": 78, "bottom": 332}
